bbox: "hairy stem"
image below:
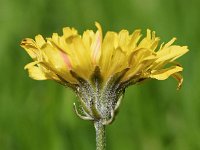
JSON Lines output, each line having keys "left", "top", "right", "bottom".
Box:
{"left": 94, "top": 121, "right": 106, "bottom": 150}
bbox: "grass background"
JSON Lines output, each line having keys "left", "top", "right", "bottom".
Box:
{"left": 0, "top": 0, "right": 199, "bottom": 149}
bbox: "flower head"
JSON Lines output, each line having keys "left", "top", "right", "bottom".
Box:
{"left": 20, "top": 22, "right": 188, "bottom": 124}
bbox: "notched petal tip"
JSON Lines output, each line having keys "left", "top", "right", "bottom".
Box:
{"left": 20, "top": 38, "right": 34, "bottom": 47}
{"left": 163, "top": 37, "right": 177, "bottom": 48}
{"left": 20, "top": 38, "right": 27, "bottom": 46}
{"left": 131, "top": 29, "right": 142, "bottom": 38}
{"left": 62, "top": 27, "right": 78, "bottom": 39}
{"left": 35, "top": 34, "right": 46, "bottom": 48}
{"left": 20, "top": 38, "right": 40, "bottom": 59}
{"left": 183, "top": 46, "right": 189, "bottom": 53}
{"left": 134, "top": 29, "right": 142, "bottom": 33}
{"left": 95, "top": 21, "right": 102, "bottom": 31}
{"left": 146, "top": 29, "right": 159, "bottom": 40}
{"left": 146, "top": 29, "right": 151, "bottom": 39}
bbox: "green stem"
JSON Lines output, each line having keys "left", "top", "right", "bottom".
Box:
{"left": 94, "top": 121, "right": 106, "bottom": 150}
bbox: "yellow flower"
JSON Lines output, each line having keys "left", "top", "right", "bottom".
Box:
{"left": 20, "top": 22, "right": 188, "bottom": 124}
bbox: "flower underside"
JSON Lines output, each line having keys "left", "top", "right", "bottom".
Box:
{"left": 20, "top": 22, "right": 188, "bottom": 123}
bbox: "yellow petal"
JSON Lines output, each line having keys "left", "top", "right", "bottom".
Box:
{"left": 27, "top": 66, "right": 48, "bottom": 80}
{"left": 138, "top": 29, "right": 160, "bottom": 51}
{"left": 162, "top": 37, "right": 176, "bottom": 49}
{"left": 41, "top": 43, "right": 73, "bottom": 75}
{"left": 24, "top": 61, "right": 40, "bottom": 69}
{"left": 62, "top": 27, "right": 77, "bottom": 39}
{"left": 20, "top": 38, "right": 38, "bottom": 59}
{"left": 128, "top": 48, "right": 155, "bottom": 66}
{"left": 156, "top": 46, "right": 188, "bottom": 62}
{"left": 122, "top": 48, "right": 156, "bottom": 81}
{"left": 35, "top": 35, "right": 46, "bottom": 48}
{"left": 91, "top": 22, "right": 102, "bottom": 64}
{"left": 106, "top": 47, "right": 128, "bottom": 78}
{"left": 128, "top": 29, "right": 142, "bottom": 53}
{"left": 51, "top": 33, "right": 60, "bottom": 45}
{"left": 150, "top": 66, "right": 183, "bottom": 80}
{"left": 118, "top": 30, "right": 129, "bottom": 50}
{"left": 99, "top": 32, "right": 118, "bottom": 74}
{"left": 82, "top": 30, "right": 95, "bottom": 50}
{"left": 71, "top": 36, "right": 92, "bottom": 77}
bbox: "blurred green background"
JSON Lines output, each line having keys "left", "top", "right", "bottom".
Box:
{"left": 0, "top": 0, "right": 199, "bottom": 149}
